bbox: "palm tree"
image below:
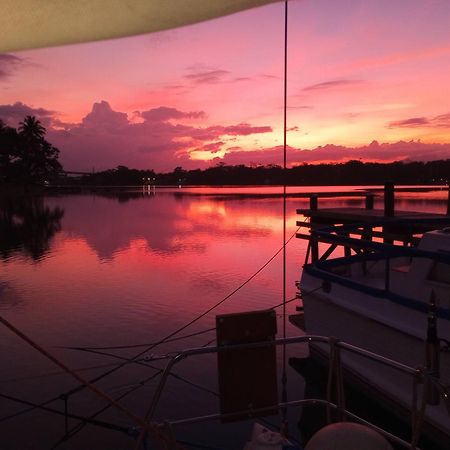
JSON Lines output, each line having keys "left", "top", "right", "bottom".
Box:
{"left": 18, "top": 116, "right": 46, "bottom": 141}
{"left": 0, "top": 119, "right": 20, "bottom": 181}
{"left": 16, "top": 116, "right": 61, "bottom": 183}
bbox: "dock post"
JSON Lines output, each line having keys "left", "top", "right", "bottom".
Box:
{"left": 309, "top": 195, "right": 319, "bottom": 262}
{"left": 383, "top": 182, "right": 395, "bottom": 244}
{"left": 365, "top": 194, "right": 374, "bottom": 210}
{"left": 447, "top": 185, "right": 450, "bottom": 215}
{"left": 384, "top": 182, "right": 394, "bottom": 217}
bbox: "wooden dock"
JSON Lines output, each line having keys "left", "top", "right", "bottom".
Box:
{"left": 297, "top": 207, "right": 448, "bottom": 224}
{"left": 296, "top": 183, "right": 450, "bottom": 263}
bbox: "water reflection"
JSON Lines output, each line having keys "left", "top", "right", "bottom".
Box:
{"left": 0, "top": 188, "right": 447, "bottom": 449}
{"left": 0, "top": 196, "right": 64, "bottom": 261}
{"left": 48, "top": 189, "right": 449, "bottom": 261}
{"left": 56, "top": 192, "right": 287, "bottom": 260}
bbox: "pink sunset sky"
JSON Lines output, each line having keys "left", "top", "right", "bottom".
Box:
{"left": 1, "top": 0, "right": 450, "bottom": 172}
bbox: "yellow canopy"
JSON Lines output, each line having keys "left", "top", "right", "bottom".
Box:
{"left": 1, "top": 0, "right": 280, "bottom": 53}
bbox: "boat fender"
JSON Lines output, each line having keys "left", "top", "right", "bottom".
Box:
{"left": 304, "top": 423, "right": 393, "bottom": 450}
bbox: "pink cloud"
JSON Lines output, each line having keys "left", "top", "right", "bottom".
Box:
{"left": 434, "top": 113, "right": 450, "bottom": 128}
{"left": 81, "top": 100, "right": 128, "bottom": 129}
{"left": 185, "top": 69, "right": 230, "bottom": 84}
{"left": 205, "top": 123, "right": 272, "bottom": 136}
{"left": 389, "top": 112, "right": 450, "bottom": 129}
{"left": 336, "top": 45, "right": 450, "bottom": 74}
{"left": 389, "top": 117, "right": 429, "bottom": 128}
{"left": 37, "top": 101, "right": 273, "bottom": 171}
{"left": 4, "top": 99, "right": 448, "bottom": 173}
{"left": 0, "top": 101, "right": 56, "bottom": 127}
{"left": 193, "top": 141, "right": 225, "bottom": 154}
{"left": 141, "top": 106, "right": 205, "bottom": 122}
{"left": 217, "top": 141, "right": 450, "bottom": 166}
{"left": 302, "top": 79, "right": 365, "bottom": 92}
{"left": 0, "top": 54, "right": 24, "bottom": 79}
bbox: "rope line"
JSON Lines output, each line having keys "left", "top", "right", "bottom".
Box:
{"left": 62, "top": 327, "right": 217, "bottom": 351}
{"left": 0, "top": 391, "right": 129, "bottom": 434}
{"left": 0, "top": 360, "right": 128, "bottom": 384}
{"left": 0, "top": 315, "right": 147, "bottom": 427}
{"left": 49, "top": 368, "right": 164, "bottom": 449}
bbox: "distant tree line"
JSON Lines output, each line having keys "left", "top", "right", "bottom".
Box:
{"left": 0, "top": 116, "right": 62, "bottom": 185}
{"left": 78, "top": 165, "right": 156, "bottom": 186}
{"left": 73, "top": 160, "right": 450, "bottom": 186}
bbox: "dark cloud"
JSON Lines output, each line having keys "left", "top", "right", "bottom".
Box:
{"left": 163, "top": 84, "right": 186, "bottom": 90}
{"left": 388, "top": 112, "right": 450, "bottom": 129}
{"left": 0, "top": 54, "right": 24, "bottom": 79}
{"left": 141, "top": 106, "right": 205, "bottom": 122}
{"left": 185, "top": 69, "right": 230, "bottom": 84}
{"left": 388, "top": 117, "right": 429, "bottom": 128}
{"left": 287, "top": 105, "right": 313, "bottom": 110}
{"left": 260, "top": 74, "right": 280, "bottom": 80}
{"left": 194, "top": 141, "right": 225, "bottom": 154}
{"left": 302, "top": 79, "right": 365, "bottom": 92}
{"left": 432, "top": 113, "right": 450, "bottom": 128}
{"left": 41, "top": 101, "right": 273, "bottom": 172}
{"left": 81, "top": 100, "right": 129, "bottom": 130}
{"left": 205, "top": 123, "right": 272, "bottom": 136}
{"left": 0, "top": 101, "right": 56, "bottom": 127}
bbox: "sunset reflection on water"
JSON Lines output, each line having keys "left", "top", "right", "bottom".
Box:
{"left": 0, "top": 186, "right": 448, "bottom": 448}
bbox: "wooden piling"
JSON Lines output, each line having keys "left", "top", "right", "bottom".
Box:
{"left": 447, "top": 185, "right": 450, "bottom": 216}
{"left": 384, "top": 182, "right": 394, "bottom": 217}
{"left": 365, "top": 194, "right": 374, "bottom": 210}
{"left": 309, "top": 195, "right": 319, "bottom": 262}
{"left": 384, "top": 182, "right": 395, "bottom": 244}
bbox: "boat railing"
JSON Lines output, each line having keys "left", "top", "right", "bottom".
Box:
{"left": 140, "top": 334, "right": 450, "bottom": 450}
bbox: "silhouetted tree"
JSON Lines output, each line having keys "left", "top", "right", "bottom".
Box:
{"left": 0, "top": 116, "right": 62, "bottom": 184}
{"left": 0, "top": 120, "right": 20, "bottom": 181}
{"left": 19, "top": 115, "right": 46, "bottom": 140}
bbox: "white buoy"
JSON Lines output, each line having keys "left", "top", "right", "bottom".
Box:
{"left": 305, "top": 423, "right": 393, "bottom": 450}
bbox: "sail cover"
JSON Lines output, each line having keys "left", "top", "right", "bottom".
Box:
{"left": 1, "top": 0, "right": 280, "bottom": 53}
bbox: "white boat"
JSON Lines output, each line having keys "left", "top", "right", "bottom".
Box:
{"left": 297, "top": 203, "right": 450, "bottom": 447}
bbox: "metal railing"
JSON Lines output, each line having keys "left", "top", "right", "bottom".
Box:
{"left": 138, "top": 335, "right": 450, "bottom": 450}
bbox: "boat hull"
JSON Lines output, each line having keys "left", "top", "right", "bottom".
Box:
{"left": 300, "top": 274, "right": 450, "bottom": 447}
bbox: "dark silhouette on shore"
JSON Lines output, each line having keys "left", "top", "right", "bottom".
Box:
{"left": 0, "top": 116, "right": 62, "bottom": 186}
{"left": 63, "top": 159, "right": 450, "bottom": 187}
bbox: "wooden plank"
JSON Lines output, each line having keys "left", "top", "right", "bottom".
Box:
{"left": 297, "top": 207, "right": 447, "bottom": 221}
{"left": 216, "top": 310, "right": 278, "bottom": 422}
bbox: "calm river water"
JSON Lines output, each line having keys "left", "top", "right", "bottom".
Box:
{"left": 0, "top": 186, "right": 448, "bottom": 449}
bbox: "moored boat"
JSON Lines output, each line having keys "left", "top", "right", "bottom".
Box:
{"left": 296, "top": 187, "right": 450, "bottom": 447}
